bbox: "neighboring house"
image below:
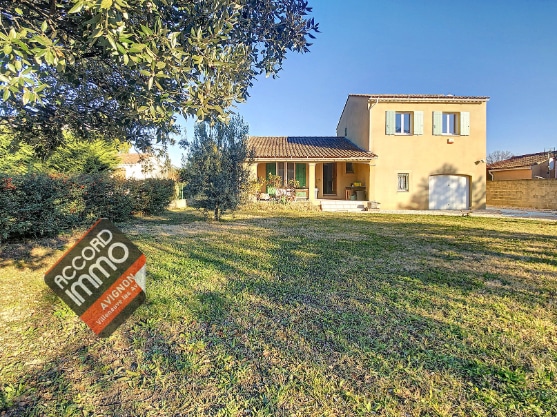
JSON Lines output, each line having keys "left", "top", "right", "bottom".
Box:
{"left": 116, "top": 153, "right": 169, "bottom": 179}
{"left": 248, "top": 94, "right": 489, "bottom": 210}
{"left": 487, "top": 152, "right": 556, "bottom": 180}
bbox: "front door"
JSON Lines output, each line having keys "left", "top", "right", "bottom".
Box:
{"left": 323, "top": 163, "right": 336, "bottom": 195}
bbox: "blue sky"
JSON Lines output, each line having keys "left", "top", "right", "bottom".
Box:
{"left": 168, "top": 0, "right": 557, "bottom": 164}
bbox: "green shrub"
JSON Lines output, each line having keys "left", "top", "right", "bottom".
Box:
{"left": 80, "top": 174, "right": 134, "bottom": 223}
{"left": 0, "top": 173, "right": 66, "bottom": 240}
{"left": 130, "top": 178, "right": 176, "bottom": 215}
{"left": 0, "top": 176, "right": 22, "bottom": 241}
{"left": 0, "top": 173, "right": 175, "bottom": 242}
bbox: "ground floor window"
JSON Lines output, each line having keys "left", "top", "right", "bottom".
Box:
{"left": 266, "top": 162, "right": 307, "bottom": 187}
{"left": 397, "top": 173, "right": 409, "bottom": 192}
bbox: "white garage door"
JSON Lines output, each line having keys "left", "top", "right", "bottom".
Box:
{"left": 428, "top": 175, "right": 470, "bottom": 210}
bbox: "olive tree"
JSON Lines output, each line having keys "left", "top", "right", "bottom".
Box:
{"left": 180, "top": 115, "right": 252, "bottom": 220}
{"left": 0, "top": 1, "right": 318, "bottom": 157}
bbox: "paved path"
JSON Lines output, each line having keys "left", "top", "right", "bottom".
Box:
{"left": 476, "top": 207, "right": 557, "bottom": 220}
{"left": 376, "top": 207, "right": 557, "bottom": 221}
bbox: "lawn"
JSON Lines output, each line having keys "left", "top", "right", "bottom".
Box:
{"left": 1, "top": 207, "right": 556, "bottom": 416}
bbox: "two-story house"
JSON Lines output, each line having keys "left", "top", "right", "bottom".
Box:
{"left": 248, "top": 94, "right": 489, "bottom": 210}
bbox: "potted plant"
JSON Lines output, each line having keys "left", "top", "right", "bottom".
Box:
{"left": 266, "top": 173, "right": 282, "bottom": 197}
{"left": 286, "top": 178, "right": 301, "bottom": 201}
{"left": 248, "top": 176, "right": 267, "bottom": 201}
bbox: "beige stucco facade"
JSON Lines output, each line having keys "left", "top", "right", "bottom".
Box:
{"left": 251, "top": 160, "right": 371, "bottom": 201}
{"left": 252, "top": 160, "right": 374, "bottom": 201}
{"left": 247, "top": 135, "right": 377, "bottom": 204}
{"left": 337, "top": 95, "right": 489, "bottom": 210}
{"left": 247, "top": 94, "right": 488, "bottom": 210}
{"left": 489, "top": 162, "right": 554, "bottom": 181}
{"left": 489, "top": 168, "right": 533, "bottom": 181}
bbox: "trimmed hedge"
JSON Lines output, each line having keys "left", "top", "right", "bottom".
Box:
{"left": 0, "top": 173, "right": 175, "bottom": 242}
{"left": 127, "top": 178, "right": 177, "bottom": 216}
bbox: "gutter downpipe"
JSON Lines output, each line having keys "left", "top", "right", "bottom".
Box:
{"left": 367, "top": 98, "right": 379, "bottom": 203}
{"left": 368, "top": 98, "right": 379, "bottom": 151}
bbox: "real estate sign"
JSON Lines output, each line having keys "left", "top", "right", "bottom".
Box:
{"left": 44, "top": 219, "right": 146, "bottom": 337}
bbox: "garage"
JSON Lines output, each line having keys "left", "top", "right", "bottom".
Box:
{"left": 428, "top": 175, "right": 470, "bottom": 210}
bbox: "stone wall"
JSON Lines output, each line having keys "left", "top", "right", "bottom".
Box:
{"left": 487, "top": 179, "right": 557, "bottom": 209}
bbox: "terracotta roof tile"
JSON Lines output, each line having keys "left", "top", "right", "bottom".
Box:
{"left": 350, "top": 94, "right": 490, "bottom": 101}
{"left": 488, "top": 152, "right": 551, "bottom": 169}
{"left": 247, "top": 136, "right": 376, "bottom": 160}
{"left": 119, "top": 153, "right": 142, "bottom": 164}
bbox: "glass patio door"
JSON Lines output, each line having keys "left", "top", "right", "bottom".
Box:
{"left": 323, "top": 163, "right": 336, "bottom": 195}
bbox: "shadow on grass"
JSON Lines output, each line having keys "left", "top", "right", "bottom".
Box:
{"left": 135, "top": 213, "right": 557, "bottom": 413}
{"left": 126, "top": 209, "right": 204, "bottom": 226}
{"left": 3, "top": 212, "right": 557, "bottom": 415}
{"left": 0, "top": 235, "right": 72, "bottom": 271}
{"left": 0, "top": 209, "right": 203, "bottom": 272}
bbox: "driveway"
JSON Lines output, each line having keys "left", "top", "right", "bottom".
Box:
{"left": 475, "top": 207, "right": 557, "bottom": 220}
{"left": 377, "top": 206, "right": 557, "bottom": 221}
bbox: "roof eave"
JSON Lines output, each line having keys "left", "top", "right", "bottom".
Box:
{"left": 488, "top": 166, "right": 534, "bottom": 172}
{"left": 252, "top": 156, "right": 377, "bottom": 162}
{"left": 363, "top": 96, "right": 490, "bottom": 104}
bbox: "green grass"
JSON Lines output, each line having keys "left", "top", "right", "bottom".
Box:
{"left": 1, "top": 207, "right": 557, "bottom": 416}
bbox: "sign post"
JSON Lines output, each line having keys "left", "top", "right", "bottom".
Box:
{"left": 44, "top": 219, "right": 146, "bottom": 337}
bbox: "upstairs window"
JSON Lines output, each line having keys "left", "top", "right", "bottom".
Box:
{"left": 386, "top": 111, "right": 423, "bottom": 135}
{"left": 396, "top": 112, "right": 412, "bottom": 134}
{"left": 433, "top": 111, "right": 470, "bottom": 136}
{"left": 442, "top": 113, "right": 457, "bottom": 134}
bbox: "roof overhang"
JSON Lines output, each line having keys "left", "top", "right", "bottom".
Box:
{"left": 362, "top": 95, "right": 490, "bottom": 104}
{"left": 488, "top": 166, "right": 533, "bottom": 172}
{"left": 337, "top": 94, "right": 490, "bottom": 130}
{"left": 247, "top": 136, "right": 376, "bottom": 161}
{"left": 251, "top": 156, "right": 377, "bottom": 163}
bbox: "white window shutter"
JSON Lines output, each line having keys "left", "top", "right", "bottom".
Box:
{"left": 433, "top": 111, "right": 442, "bottom": 135}
{"left": 460, "top": 112, "right": 470, "bottom": 135}
{"left": 414, "top": 111, "right": 424, "bottom": 135}
{"left": 386, "top": 111, "right": 395, "bottom": 135}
